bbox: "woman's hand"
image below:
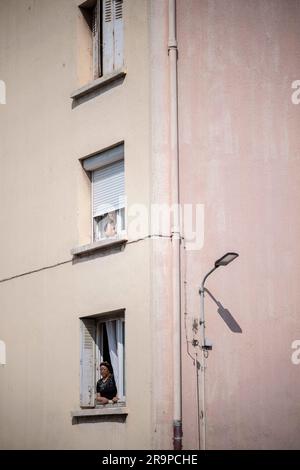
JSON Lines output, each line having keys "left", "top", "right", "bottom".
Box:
{"left": 96, "top": 393, "right": 109, "bottom": 405}
{"left": 112, "top": 396, "right": 119, "bottom": 403}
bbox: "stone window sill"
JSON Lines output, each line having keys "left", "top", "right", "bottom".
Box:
{"left": 71, "top": 69, "right": 126, "bottom": 100}
{"left": 71, "top": 404, "right": 128, "bottom": 418}
{"left": 71, "top": 236, "right": 127, "bottom": 257}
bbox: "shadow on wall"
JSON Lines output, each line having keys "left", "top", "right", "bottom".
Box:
{"left": 72, "top": 243, "right": 126, "bottom": 265}
{"left": 71, "top": 76, "right": 125, "bottom": 109}
{"left": 183, "top": 287, "right": 242, "bottom": 365}
{"left": 72, "top": 415, "right": 126, "bottom": 425}
{"left": 204, "top": 288, "right": 242, "bottom": 333}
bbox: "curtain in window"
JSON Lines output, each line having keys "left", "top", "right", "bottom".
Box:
{"left": 105, "top": 320, "right": 119, "bottom": 391}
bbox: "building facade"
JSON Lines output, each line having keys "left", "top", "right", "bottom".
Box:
{"left": 0, "top": 0, "right": 300, "bottom": 450}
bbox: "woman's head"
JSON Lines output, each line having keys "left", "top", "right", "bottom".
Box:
{"left": 100, "top": 361, "right": 113, "bottom": 378}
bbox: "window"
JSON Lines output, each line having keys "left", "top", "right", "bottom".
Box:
{"left": 82, "top": 144, "right": 125, "bottom": 243}
{"left": 80, "top": 313, "right": 125, "bottom": 407}
{"left": 80, "top": 0, "right": 124, "bottom": 80}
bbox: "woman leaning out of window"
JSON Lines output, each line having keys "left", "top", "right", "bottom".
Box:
{"left": 96, "top": 361, "right": 118, "bottom": 405}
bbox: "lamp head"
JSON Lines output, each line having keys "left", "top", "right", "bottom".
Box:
{"left": 215, "top": 252, "right": 239, "bottom": 268}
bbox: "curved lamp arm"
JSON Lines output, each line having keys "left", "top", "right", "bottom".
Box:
{"left": 199, "top": 267, "right": 218, "bottom": 294}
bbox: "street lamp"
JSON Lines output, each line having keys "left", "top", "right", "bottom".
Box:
{"left": 198, "top": 252, "right": 239, "bottom": 450}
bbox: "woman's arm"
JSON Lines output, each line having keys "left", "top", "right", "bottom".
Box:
{"left": 96, "top": 392, "right": 109, "bottom": 405}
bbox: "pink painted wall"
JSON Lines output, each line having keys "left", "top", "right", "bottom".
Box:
{"left": 178, "top": 0, "right": 300, "bottom": 449}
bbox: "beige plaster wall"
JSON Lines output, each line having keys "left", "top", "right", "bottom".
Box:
{"left": 0, "top": 0, "right": 152, "bottom": 449}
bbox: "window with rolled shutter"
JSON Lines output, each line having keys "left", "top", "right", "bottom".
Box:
{"left": 80, "top": 319, "right": 96, "bottom": 407}
{"left": 82, "top": 144, "right": 125, "bottom": 242}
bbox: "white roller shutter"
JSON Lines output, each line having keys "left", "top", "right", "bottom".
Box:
{"left": 83, "top": 144, "right": 124, "bottom": 172}
{"left": 80, "top": 319, "right": 96, "bottom": 407}
{"left": 92, "top": 159, "right": 125, "bottom": 217}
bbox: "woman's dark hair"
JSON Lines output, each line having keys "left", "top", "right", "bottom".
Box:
{"left": 100, "top": 361, "right": 114, "bottom": 374}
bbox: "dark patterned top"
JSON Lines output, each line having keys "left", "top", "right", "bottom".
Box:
{"left": 96, "top": 375, "right": 117, "bottom": 400}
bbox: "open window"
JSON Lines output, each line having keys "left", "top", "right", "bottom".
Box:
{"left": 82, "top": 143, "right": 126, "bottom": 243}
{"left": 80, "top": 312, "right": 125, "bottom": 408}
{"left": 79, "top": 0, "right": 124, "bottom": 80}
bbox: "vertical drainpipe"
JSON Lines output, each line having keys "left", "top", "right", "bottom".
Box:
{"left": 168, "top": 0, "right": 182, "bottom": 451}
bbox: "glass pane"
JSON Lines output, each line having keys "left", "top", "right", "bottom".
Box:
{"left": 102, "top": 323, "right": 111, "bottom": 363}
{"left": 120, "top": 207, "right": 125, "bottom": 231}
{"left": 94, "top": 211, "right": 118, "bottom": 241}
{"left": 94, "top": 208, "right": 125, "bottom": 241}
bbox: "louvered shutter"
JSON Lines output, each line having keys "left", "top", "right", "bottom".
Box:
{"left": 114, "top": 0, "right": 124, "bottom": 70}
{"left": 102, "top": 0, "right": 114, "bottom": 74}
{"left": 92, "top": 160, "right": 125, "bottom": 217}
{"left": 92, "top": 1, "right": 99, "bottom": 79}
{"left": 80, "top": 319, "right": 96, "bottom": 407}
